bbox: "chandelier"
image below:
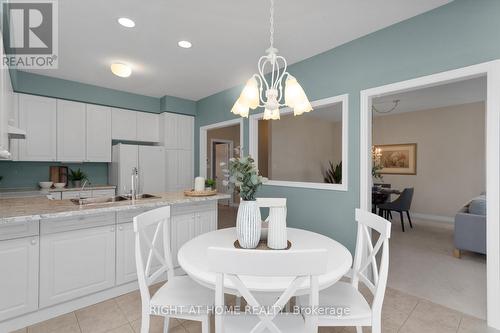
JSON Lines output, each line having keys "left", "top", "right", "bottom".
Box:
{"left": 231, "top": 0, "right": 313, "bottom": 120}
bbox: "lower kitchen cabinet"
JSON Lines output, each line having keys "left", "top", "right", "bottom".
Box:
{"left": 170, "top": 203, "right": 217, "bottom": 267}
{"left": 0, "top": 236, "right": 39, "bottom": 321}
{"left": 39, "top": 225, "right": 116, "bottom": 307}
{"left": 116, "top": 222, "right": 137, "bottom": 285}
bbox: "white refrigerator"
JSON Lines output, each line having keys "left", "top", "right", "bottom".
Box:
{"left": 109, "top": 143, "right": 165, "bottom": 195}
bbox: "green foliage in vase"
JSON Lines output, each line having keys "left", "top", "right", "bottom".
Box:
{"left": 222, "top": 155, "right": 267, "bottom": 201}
{"left": 324, "top": 161, "right": 342, "bottom": 184}
{"left": 205, "top": 178, "right": 216, "bottom": 189}
{"left": 68, "top": 168, "right": 88, "bottom": 181}
{"left": 372, "top": 164, "right": 383, "bottom": 180}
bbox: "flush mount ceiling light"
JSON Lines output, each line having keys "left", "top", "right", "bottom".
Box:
{"left": 178, "top": 40, "right": 192, "bottom": 48}
{"left": 118, "top": 17, "right": 135, "bottom": 28}
{"left": 231, "top": 0, "right": 312, "bottom": 120}
{"left": 110, "top": 63, "right": 132, "bottom": 78}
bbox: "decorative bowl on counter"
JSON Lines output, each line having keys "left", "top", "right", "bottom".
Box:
{"left": 53, "top": 182, "right": 66, "bottom": 188}
{"left": 39, "top": 181, "right": 53, "bottom": 189}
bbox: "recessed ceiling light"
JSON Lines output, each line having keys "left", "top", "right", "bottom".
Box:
{"left": 110, "top": 63, "right": 132, "bottom": 78}
{"left": 118, "top": 17, "right": 135, "bottom": 28}
{"left": 178, "top": 40, "right": 192, "bottom": 49}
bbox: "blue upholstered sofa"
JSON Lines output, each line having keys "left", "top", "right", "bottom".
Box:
{"left": 453, "top": 195, "right": 486, "bottom": 258}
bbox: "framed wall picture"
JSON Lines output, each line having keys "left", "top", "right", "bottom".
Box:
{"left": 374, "top": 143, "right": 417, "bottom": 175}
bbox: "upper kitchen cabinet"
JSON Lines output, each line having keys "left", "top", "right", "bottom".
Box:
{"left": 160, "top": 112, "right": 194, "bottom": 150}
{"left": 112, "top": 108, "right": 136, "bottom": 141}
{"left": 57, "top": 100, "right": 86, "bottom": 162}
{"left": 136, "top": 112, "right": 159, "bottom": 142}
{"left": 18, "top": 94, "right": 57, "bottom": 161}
{"left": 86, "top": 105, "right": 112, "bottom": 162}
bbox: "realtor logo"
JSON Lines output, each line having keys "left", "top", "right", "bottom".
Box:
{"left": 2, "top": 0, "right": 58, "bottom": 68}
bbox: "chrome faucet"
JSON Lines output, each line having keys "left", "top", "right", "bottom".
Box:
{"left": 78, "top": 179, "right": 89, "bottom": 202}
{"left": 131, "top": 167, "right": 138, "bottom": 200}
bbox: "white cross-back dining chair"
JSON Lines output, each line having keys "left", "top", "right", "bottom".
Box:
{"left": 299, "top": 209, "right": 391, "bottom": 333}
{"left": 208, "top": 246, "right": 327, "bottom": 333}
{"left": 134, "top": 206, "right": 214, "bottom": 333}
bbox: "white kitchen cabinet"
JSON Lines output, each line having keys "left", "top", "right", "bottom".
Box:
{"left": 178, "top": 149, "right": 194, "bottom": 190}
{"left": 160, "top": 113, "right": 194, "bottom": 150}
{"left": 112, "top": 108, "right": 137, "bottom": 141}
{"left": 170, "top": 202, "right": 217, "bottom": 267}
{"left": 57, "top": 100, "right": 86, "bottom": 162}
{"left": 86, "top": 104, "right": 112, "bottom": 162}
{"left": 170, "top": 213, "right": 196, "bottom": 267}
{"left": 165, "top": 149, "right": 193, "bottom": 191}
{"left": 0, "top": 236, "right": 39, "bottom": 321}
{"left": 116, "top": 222, "right": 136, "bottom": 285}
{"left": 39, "top": 225, "right": 116, "bottom": 307}
{"left": 18, "top": 94, "right": 57, "bottom": 161}
{"left": 137, "top": 112, "right": 159, "bottom": 142}
{"left": 0, "top": 35, "right": 13, "bottom": 158}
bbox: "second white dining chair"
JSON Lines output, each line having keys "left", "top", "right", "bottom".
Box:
{"left": 208, "top": 246, "right": 327, "bottom": 333}
{"left": 134, "top": 206, "right": 214, "bottom": 333}
{"left": 299, "top": 208, "right": 391, "bottom": 333}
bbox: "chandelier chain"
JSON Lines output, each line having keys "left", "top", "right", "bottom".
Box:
{"left": 269, "top": 0, "right": 274, "bottom": 49}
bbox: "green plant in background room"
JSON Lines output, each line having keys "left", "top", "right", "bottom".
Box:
{"left": 205, "top": 178, "right": 216, "bottom": 190}
{"left": 68, "top": 168, "right": 88, "bottom": 188}
{"left": 222, "top": 155, "right": 267, "bottom": 248}
{"left": 324, "top": 161, "right": 342, "bottom": 184}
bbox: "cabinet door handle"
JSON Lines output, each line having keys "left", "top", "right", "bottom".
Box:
{"left": 110, "top": 227, "right": 115, "bottom": 232}
{"left": 31, "top": 239, "right": 37, "bottom": 245}
{"left": 119, "top": 226, "right": 123, "bottom": 231}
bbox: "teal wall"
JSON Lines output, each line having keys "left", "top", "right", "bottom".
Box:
{"left": 0, "top": 162, "right": 108, "bottom": 188}
{"left": 160, "top": 95, "right": 197, "bottom": 116}
{"left": 195, "top": 0, "right": 500, "bottom": 252}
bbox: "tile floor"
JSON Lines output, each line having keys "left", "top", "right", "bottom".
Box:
{"left": 10, "top": 285, "right": 497, "bottom": 333}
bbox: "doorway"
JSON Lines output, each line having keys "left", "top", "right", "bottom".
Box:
{"left": 211, "top": 139, "right": 234, "bottom": 205}
{"left": 360, "top": 60, "right": 500, "bottom": 329}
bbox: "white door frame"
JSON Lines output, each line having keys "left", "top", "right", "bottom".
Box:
{"left": 360, "top": 59, "right": 500, "bottom": 329}
{"left": 199, "top": 118, "right": 244, "bottom": 178}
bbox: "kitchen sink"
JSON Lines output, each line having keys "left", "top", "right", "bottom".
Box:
{"left": 70, "top": 194, "right": 160, "bottom": 205}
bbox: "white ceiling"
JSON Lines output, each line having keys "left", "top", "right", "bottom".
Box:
{"left": 373, "top": 76, "right": 486, "bottom": 116}
{"left": 24, "top": 0, "right": 452, "bottom": 100}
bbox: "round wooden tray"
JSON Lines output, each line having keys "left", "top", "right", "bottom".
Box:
{"left": 234, "top": 239, "right": 292, "bottom": 250}
{"left": 184, "top": 189, "right": 218, "bottom": 197}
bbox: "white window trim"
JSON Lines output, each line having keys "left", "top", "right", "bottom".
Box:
{"left": 360, "top": 59, "right": 500, "bottom": 330}
{"left": 199, "top": 118, "right": 244, "bottom": 178}
{"left": 249, "top": 94, "right": 349, "bottom": 191}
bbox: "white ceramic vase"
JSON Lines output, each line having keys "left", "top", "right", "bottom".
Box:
{"left": 236, "top": 200, "right": 262, "bottom": 248}
{"left": 267, "top": 206, "right": 288, "bottom": 249}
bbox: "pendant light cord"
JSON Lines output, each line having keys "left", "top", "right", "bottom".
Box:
{"left": 269, "top": 0, "right": 275, "bottom": 49}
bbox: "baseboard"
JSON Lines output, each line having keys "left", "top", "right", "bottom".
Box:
{"left": 410, "top": 212, "right": 454, "bottom": 224}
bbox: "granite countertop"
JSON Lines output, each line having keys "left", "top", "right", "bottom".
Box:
{"left": 48, "top": 185, "right": 117, "bottom": 192}
{"left": 0, "top": 192, "right": 231, "bottom": 224}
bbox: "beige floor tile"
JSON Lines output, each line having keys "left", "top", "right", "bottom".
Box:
{"left": 131, "top": 316, "right": 183, "bottom": 333}
{"left": 459, "top": 315, "right": 500, "bottom": 333}
{"left": 115, "top": 290, "right": 142, "bottom": 322}
{"left": 400, "top": 316, "right": 458, "bottom": 333}
{"left": 181, "top": 320, "right": 202, "bottom": 333}
{"left": 27, "top": 312, "right": 80, "bottom": 333}
{"left": 408, "top": 299, "right": 462, "bottom": 330}
{"left": 105, "top": 324, "right": 134, "bottom": 333}
{"left": 317, "top": 326, "right": 345, "bottom": 333}
{"left": 75, "top": 299, "right": 128, "bottom": 333}
{"left": 382, "top": 288, "right": 419, "bottom": 315}
{"left": 9, "top": 329, "right": 27, "bottom": 333}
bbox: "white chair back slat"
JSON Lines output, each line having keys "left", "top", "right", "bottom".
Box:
{"left": 209, "top": 246, "right": 327, "bottom": 333}
{"left": 133, "top": 206, "right": 174, "bottom": 306}
{"left": 352, "top": 209, "right": 391, "bottom": 316}
{"left": 208, "top": 247, "right": 327, "bottom": 277}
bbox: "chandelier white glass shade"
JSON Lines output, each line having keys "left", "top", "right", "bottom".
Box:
{"left": 231, "top": 0, "right": 312, "bottom": 120}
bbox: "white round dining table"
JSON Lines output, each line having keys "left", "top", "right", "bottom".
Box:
{"left": 177, "top": 227, "right": 353, "bottom": 295}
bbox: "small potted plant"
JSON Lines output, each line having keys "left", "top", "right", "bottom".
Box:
{"left": 68, "top": 168, "right": 88, "bottom": 188}
{"left": 222, "top": 155, "right": 267, "bottom": 248}
{"left": 205, "top": 178, "right": 216, "bottom": 190}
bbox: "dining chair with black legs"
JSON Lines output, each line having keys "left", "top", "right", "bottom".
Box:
{"left": 378, "top": 188, "right": 414, "bottom": 232}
